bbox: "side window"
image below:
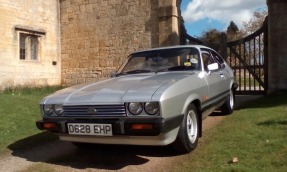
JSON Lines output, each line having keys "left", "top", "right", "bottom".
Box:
{"left": 201, "top": 50, "right": 216, "bottom": 71}
{"left": 210, "top": 50, "right": 224, "bottom": 66}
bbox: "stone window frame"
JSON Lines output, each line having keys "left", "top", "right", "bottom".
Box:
{"left": 15, "top": 26, "right": 46, "bottom": 62}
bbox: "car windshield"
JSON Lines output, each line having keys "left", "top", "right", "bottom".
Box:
{"left": 118, "top": 48, "right": 201, "bottom": 75}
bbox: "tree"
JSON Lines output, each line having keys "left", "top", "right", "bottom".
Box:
{"left": 200, "top": 29, "right": 222, "bottom": 51}
{"left": 241, "top": 9, "right": 268, "bottom": 35}
{"left": 200, "top": 28, "right": 221, "bottom": 43}
{"left": 227, "top": 21, "right": 239, "bottom": 35}
{"left": 226, "top": 21, "right": 239, "bottom": 41}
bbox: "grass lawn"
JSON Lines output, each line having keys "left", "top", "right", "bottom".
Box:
{"left": 173, "top": 92, "right": 287, "bottom": 172}
{"left": 0, "top": 87, "right": 62, "bottom": 153}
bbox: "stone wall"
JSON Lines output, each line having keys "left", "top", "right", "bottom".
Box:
{"left": 60, "top": 0, "right": 181, "bottom": 85}
{"left": 0, "top": 0, "right": 61, "bottom": 90}
{"left": 267, "top": 0, "right": 287, "bottom": 91}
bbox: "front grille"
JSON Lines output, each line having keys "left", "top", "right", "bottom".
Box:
{"left": 63, "top": 104, "right": 126, "bottom": 117}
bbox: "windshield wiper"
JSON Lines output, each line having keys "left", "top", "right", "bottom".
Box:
{"left": 116, "top": 69, "right": 152, "bottom": 76}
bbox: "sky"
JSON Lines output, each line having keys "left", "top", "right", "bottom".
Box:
{"left": 181, "top": 0, "right": 267, "bottom": 37}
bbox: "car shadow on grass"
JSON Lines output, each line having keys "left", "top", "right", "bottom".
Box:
{"left": 8, "top": 132, "right": 181, "bottom": 170}
{"left": 234, "top": 92, "right": 287, "bottom": 110}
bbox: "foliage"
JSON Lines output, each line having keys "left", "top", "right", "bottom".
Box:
{"left": 226, "top": 21, "right": 239, "bottom": 41}
{"left": 241, "top": 9, "right": 268, "bottom": 36}
{"left": 227, "top": 21, "right": 239, "bottom": 34}
{"left": 199, "top": 9, "right": 268, "bottom": 44}
{"left": 199, "top": 29, "right": 222, "bottom": 51}
{"left": 200, "top": 29, "right": 221, "bottom": 43}
{"left": 226, "top": 21, "right": 242, "bottom": 41}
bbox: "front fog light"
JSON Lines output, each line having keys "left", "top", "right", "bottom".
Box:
{"left": 128, "top": 102, "right": 143, "bottom": 115}
{"left": 54, "top": 104, "right": 64, "bottom": 115}
{"left": 144, "top": 102, "right": 159, "bottom": 115}
{"left": 43, "top": 104, "right": 53, "bottom": 115}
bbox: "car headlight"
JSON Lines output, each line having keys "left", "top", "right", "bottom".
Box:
{"left": 144, "top": 102, "right": 159, "bottom": 115}
{"left": 54, "top": 104, "right": 64, "bottom": 116}
{"left": 43, "top": 104, "right": 53, "bottom": 115}
{"left": 128, "top": 102, "right": 143, "bottom": 115}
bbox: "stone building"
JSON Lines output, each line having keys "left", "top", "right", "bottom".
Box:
{"left": 0, "top": 0, "right": 183, "bottom": 89}
{"left": 0, "top": 0, "right": 61, "bottom": 90}
{"left": 60, "top": 0, "right": 183, "bottom": 85}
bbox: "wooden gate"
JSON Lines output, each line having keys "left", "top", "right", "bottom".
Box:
{"left": 224, "top": 19, "right": 268, "bottom": 95}
{"left": 184, "top": 18, "right": 268, "bottom": 95}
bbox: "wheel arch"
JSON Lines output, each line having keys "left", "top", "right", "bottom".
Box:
{"left": 232, "top": 82, "right": 238, "bottom": 92}
{"left": 191, "top": 99, "right": 202, "bottom": 137}
{"left": 183, "top": 98, "right": 202, "bottom": 138}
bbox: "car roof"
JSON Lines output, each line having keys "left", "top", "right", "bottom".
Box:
{"left": 131, "top": 45, "right": 215, "bottom": 54}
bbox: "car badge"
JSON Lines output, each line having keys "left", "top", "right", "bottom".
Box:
{"left": 87, "top": 108, "right": 97, "bottom": 114}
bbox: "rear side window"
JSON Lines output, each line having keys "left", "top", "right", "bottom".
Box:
{"left": 201, "top": 50, "right": 217, "bottom": 71}
{"left": 210, "top": 50, "right": 224, "bottom": 65}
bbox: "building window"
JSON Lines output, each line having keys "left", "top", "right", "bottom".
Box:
{"left": 19, "top": 33, "right": 39, "bottom": 61}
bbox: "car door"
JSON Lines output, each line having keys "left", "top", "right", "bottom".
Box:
{"left": 210, "top": 49, "right": 233, "bottom": 90}
{"left": 200, "top": 49, "right": 228, "bottom": 106}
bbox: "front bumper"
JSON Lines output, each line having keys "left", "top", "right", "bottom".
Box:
{"left": 36, "top": 114, "right": 184, "bottom": 136}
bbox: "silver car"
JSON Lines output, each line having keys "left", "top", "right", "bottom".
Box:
{"left": 36, "top": 45, "right": 237, "bottom": 153}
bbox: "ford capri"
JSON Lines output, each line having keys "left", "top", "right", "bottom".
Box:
{"left": 36, "top": 45, "right": 237, "bottom": 153}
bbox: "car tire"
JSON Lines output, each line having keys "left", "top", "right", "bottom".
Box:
{"left": 220, "top": 89, "right": 235, "bottom": 115}
{"left": 172, "top": 104, "right": 199, "bottom": 154}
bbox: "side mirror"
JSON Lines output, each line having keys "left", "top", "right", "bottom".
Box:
{"left": 207, "top": 63, "right": 219, "bottom": 71}
{"left": 110, "top": 71, "right": 117, "bottom": 77}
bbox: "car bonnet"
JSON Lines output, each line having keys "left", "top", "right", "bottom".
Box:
{"left": 42, "top": 73, "right": 191, "bottom": 105}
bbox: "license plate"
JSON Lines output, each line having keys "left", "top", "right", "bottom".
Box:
{"left": 67, "top": 123, "right": 112, "bottom": 136}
